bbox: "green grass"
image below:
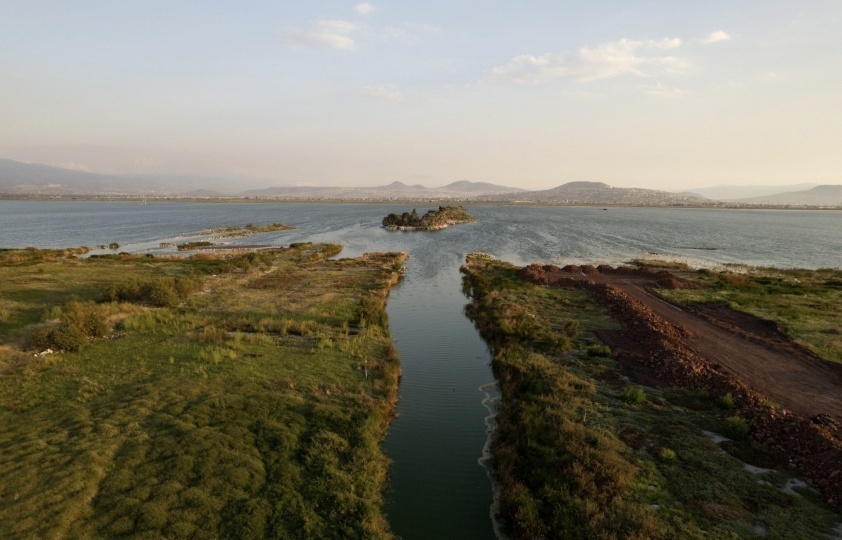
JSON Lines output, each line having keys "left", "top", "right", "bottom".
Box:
{"left": 461, "top": 254, "right": 841, "bottom": 539}
{"left": 653, "top": 265, "right": 842, "bottom": 364}
{"left": 0, "top": 245, "right": 406, "bottom": 538}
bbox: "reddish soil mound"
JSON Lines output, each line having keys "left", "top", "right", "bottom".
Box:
{"left": 517, "top": 263, "right": 842, "bottom": 507}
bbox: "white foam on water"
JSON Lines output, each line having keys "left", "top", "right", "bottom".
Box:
{"left": 478, "top": 381, "right": 509, "bottom": 540}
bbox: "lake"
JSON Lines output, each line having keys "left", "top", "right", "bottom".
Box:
{"left": 1, "top": 200, "right": 840, "bottom": 538}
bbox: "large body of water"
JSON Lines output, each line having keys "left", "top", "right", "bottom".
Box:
{"left": 2, "top": 201, "right": 840, "bottom": 538}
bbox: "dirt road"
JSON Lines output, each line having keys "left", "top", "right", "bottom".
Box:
{"left": 543, "top": 267, "right": 842, "bottom": 423}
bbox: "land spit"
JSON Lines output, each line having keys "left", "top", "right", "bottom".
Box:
{"left": 518, "top": 263, "right": 842, "bottom": 508}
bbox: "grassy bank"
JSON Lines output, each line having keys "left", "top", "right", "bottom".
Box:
{"left": 637, "top": 261, "right": 842, "bottom": 364}
{"left": 461, "top": 254, "right": 840, "bottom": 539}
{"left": 0, "top": 244, "right": 406, "bottom": 538}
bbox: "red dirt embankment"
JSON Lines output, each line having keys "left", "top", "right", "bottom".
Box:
{"left": 518, "top": 263, "right": 842, "bottom": 507}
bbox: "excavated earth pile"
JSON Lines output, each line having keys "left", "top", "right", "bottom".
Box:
{"left": 517, "top": 263, "right": 842, "bottom": 507}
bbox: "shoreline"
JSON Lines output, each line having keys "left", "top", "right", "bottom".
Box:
{"left": 1, "top": 195, "right": 840, "bottom": 211}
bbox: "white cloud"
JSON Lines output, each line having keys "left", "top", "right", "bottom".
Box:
{"left": 493, "top": 37, "right": 688, "bottom": 83}
{"left": 286, "top": 20, "right": 357, "bottom": 51}
{"left": 640, "top": 83, "right": 686, "bottom": 99}
{"left": 702, "top": 31, "right": 731, "bottom": 44}
{"left": 355, "top": 3, "right": 374, "bottom": 15}
{"left": 647, "top": 38, "right": 683, "bottom": 49}
{"left": 362, "top": 84, "right": 404, "bottom": 102}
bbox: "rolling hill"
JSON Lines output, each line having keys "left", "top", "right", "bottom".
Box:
{"left": 733, "top": 185, "right": 842, "bottom": 206}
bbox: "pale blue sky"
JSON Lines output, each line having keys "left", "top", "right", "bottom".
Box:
{"left": 1, "top": 1, "right": 840, "bottom": 189}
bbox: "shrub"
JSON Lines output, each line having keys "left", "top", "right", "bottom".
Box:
{"left": 586, "top": 344, "right": 612, "bottom": 358}
{"left": 658, "top": 447, "right": 677, "bottom": 462}
{"left": 34, "top": 324, "right": 87, "bottom": 352}
{"left": 622, "top": 386, "right": 647, "bottom": 405}
{"left": 720, "top": 416, "right": 750, "bottom": 440}
{"left": 104, "top": 275, "right": 203, "bottom": 306}
{"left": 29, "top": 301, "right": 109, "bottom": 352}
{"left": 148, "top": 279, "right": 180, "bottom": 307}
{"left": 174, "top": 274, "right": 204, "bottom": 298}
{"left": 717, "top": 392, "right": 735, "bottom": 409}
{"left": 63, "top": 301, "right": 109, "bottom": 338}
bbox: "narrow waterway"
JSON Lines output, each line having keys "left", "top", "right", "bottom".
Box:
{"left": 383, "top": 245, "right": 500, "bottom": 539}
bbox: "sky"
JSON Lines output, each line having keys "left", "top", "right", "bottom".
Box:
{"left": 1, "top": 1, "right": 841, "bottom": 190}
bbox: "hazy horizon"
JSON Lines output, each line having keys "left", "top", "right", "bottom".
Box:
{"left": 2, "top": 2, "right": 841, "bottom": 191}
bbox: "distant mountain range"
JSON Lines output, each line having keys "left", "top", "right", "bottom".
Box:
{"left": 478, "top": 181, "right": 709, "bottom": 205}
{"left": 0, "top": 158, "right": 524, "bottom": 199}
{"left": 237, "top": 180, "right": 527, "bottom": 200}
{"left": 731, "top": 185, "right": 842, "bottom": 206}
{"left": 0, "top": 158, "right": 240, "bottom": 195}
{"left": 1, "top": 157, "right": 840, "bottom": 206}
{"left": 685, "top": 183, "right": 819, "bottom": 201}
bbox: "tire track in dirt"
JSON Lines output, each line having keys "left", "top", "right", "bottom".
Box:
{"left": 518, "top": 263, "right": 842, "bottom": 507}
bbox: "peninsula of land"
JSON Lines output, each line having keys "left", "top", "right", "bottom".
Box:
{"left": 462, "top": 255, "right": 842, "bottom": 538}
{"left": 382, "top": 205, "right": 477, "bottom": 231}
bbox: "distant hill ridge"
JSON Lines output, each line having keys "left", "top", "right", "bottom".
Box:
{"left": 0, "top": 158, "right": 526, "bottom": 198}
{"left": 478, "top": 181, "right": 709, "bottom": 206}
{"left": 733, "top": 185, "right": 842, "bottom": 206}
{"left": 2, "top": 157, "right": 839, "bottom": 206}
{"left": 686, "top": 183, "right": 819, "bottom": 201}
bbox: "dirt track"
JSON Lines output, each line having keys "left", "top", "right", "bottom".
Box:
{"left": 518, "top": 263, "right": 842, "bottom": 505}
{"left": 519, "top": 264, "right": 842, "bottom": 425}
{"left": 561, "top": 270, "right": 842, "bottom": 423}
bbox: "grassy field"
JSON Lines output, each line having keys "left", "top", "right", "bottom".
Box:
{"left": 0, "top": 244, "right": 406, "bottom": 539}
{"left": 638, "top": 261, "right": 842, "bottom": 364}
{"left": 461, "top": 254, "right": 841, "bottom": 539}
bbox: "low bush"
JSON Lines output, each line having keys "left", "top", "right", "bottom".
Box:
{"left": 720, "top": 416, "right": 750, "bottom": 440}
{"left": 717, "top": 392, "right": 735, "bottom": 409}
{"left": 622, "top": 386, "right": 647, "bottom": 405}
{"left": 585, "top": 344, "right": 612, "bottom": 358}
{"left": 28, "top": 301, "right": 109, "bottom": 352}
{"left": 103, "top": 275, "right": 204, "bottom": 307}
{"left": 658, "top": 447, "right": 677, "bottom": 462}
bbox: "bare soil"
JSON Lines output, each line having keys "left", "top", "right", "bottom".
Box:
{"left": 518, "top": 263, "right": 842, "bottom": 506}
{"left": 533, "top": 264, "right": 842, "bottom": 422}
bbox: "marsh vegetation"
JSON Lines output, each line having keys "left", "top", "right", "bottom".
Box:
{"left": 0, "top": 244, "right": 405, "bottom": 538}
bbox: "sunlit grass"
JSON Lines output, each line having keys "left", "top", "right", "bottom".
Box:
{"left": 656, "top": 266, "right": 842, "bottom": 363}
{"left": 0, "top": 245, "right": 406, "bottom": 538}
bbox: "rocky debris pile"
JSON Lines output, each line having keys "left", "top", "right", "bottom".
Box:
{"left": 517, "top": 263, "right": 842, "bottom": 507}
{"left": 519, "top": 263, "right": 700, "bottom": 289}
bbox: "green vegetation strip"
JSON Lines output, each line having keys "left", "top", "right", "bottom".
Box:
{"left": 461, "top": 254, "right": 840, "bottom": 539}
{"left": 0, "top": 244, "right": 405, "bottom": 538}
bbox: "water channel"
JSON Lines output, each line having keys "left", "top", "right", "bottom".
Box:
{"left": 381, "top": 240, "right": 499, "bottom": 539}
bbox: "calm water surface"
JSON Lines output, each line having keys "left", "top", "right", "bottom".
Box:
{"left": 2, "top": 201, "right": 840, "bottom": 538}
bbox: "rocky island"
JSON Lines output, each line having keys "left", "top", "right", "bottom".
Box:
{"left": 382, "top": 205, "right": 477, "bottom": 231}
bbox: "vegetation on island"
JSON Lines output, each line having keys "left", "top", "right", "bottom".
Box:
{"left": 176, "top": 241, "right": 214, "bottom": 251}
{"left": 184, "top": 222, "right": 295, "bottom": 239}
{"left": 461, "top": 254, "right": 840, "bottom": 539}
{"left": 172, "top": 222, "right": 295, "bottom": 251}
{"left": 0, "top": 244, "right": 406, "bottom": 538}
{"left": 382, "top": 205, "right": 476, "bottom": 231}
